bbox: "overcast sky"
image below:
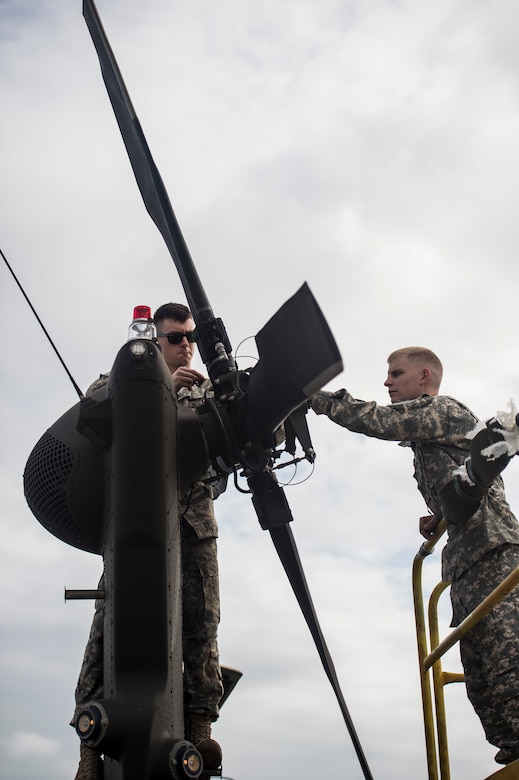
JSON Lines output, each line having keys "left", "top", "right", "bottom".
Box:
{"left": 2, "top": 1, "right": 519, "bottom": 779}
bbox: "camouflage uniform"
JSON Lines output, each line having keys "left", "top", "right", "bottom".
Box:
{"left": 176, "top": 380, "right": 223, "bottom": 719}
{"left": 72, "top": 376, "right": 223, "bottom": 725}
{"left": 312, "top": 389, "right": 519, "bottom": 757}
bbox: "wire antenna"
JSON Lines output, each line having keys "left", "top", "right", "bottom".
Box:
{"left": 1, "top": 248, "right": 84, "bottom": 399}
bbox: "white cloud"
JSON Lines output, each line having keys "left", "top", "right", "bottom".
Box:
{"left": 7, "top": 731, "right": 61, "bottom": 758}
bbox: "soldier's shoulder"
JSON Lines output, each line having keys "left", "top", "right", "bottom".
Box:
{"left": 86, "top": 373, "right": 110, "bottom": 396}
{"left": 438, "top": 394, "right": 479, "bottom": 418}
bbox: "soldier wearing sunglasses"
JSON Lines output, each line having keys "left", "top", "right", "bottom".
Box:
{"left": 155, "top": 307, "right": 204, "bottom": 391}
{"left": 154, "top": 302, "right": 224, "bottom": 764}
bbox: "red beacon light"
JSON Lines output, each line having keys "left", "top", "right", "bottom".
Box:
{"left": 128, "top": 305, "right": 156, "bottom": 342}
{"left": 133, "top": 305, "right": 152, "bottom": 320}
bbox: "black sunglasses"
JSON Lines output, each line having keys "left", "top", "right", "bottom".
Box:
{"left": 157, "top": 330, "right": 197, "bottom": 344}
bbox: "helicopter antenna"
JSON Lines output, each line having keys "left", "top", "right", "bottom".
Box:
{"left": 1, "top": 248, "right": 84, "bottom": 399}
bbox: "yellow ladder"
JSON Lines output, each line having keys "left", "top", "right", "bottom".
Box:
{"left": 412, "top": 521, "right": 519, "bottom": 780}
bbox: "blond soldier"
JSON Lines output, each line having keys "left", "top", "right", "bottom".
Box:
{"left": 311, "top": 347, "right": 519, "bottom": 766}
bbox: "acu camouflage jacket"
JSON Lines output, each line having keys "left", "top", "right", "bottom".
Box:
{"left": 87, "top": 374, "right": 218, "bottom": 540}
{"left": 312, "top": 389, "right": 519, "bottom": 580}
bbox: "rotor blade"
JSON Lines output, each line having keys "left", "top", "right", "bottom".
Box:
{"left": 82, "top": 0, "right": 210, "bottom": 320}
{"left": 83, "top": 3, "right": 365, "bottom": 772}
{"left": 247, "top": 471, "right": 294, "bottom": 530}
{"left": 269, "top": 522, "right": 374, "bottom": 780}
{"left": 248, "top": 283, "right": 343, "bottom": 440}
{"left": 246, "top": 471, "right": 373, "bottom": 778}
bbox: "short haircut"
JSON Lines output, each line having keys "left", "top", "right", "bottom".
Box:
{"left": 387, "top": 346, "right": 443, "bottom": 387}
{"left": 153, "top": 302, "right": 192, "bottom": 327}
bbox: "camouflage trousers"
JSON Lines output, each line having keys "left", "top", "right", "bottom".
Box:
{"left": 71, "top": 518, "right": 223, "bottom": 725}
{"left": 450, "top": 543, "right": 519, "bottom": 751}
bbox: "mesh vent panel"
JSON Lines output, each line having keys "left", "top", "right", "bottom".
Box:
{"left": 24, "top": 431, "right": 89, "bottom": 543}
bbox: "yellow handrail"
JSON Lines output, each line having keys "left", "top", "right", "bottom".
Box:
{"left": 412, "top": 520, "right": 447, "bottom": 780}
{"left": 424, "top": 566, "right": 519, "bottom": 670}
{"left": 427, "top": 578, "right": 454, "bottom": 780}
{"left": 413, "top": 522, "right": 519, "bottom": 780}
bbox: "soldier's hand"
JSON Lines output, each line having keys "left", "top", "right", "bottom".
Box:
{"left": 172, "top": 367, "right": 206, "bottom": 392}
{"left": 419, "top": 514, "right": 440, "bottom": 539}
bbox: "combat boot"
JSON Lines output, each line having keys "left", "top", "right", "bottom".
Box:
{"left": 188, "top": 713, "right": 222, "bottom": 770}
{"left": 73, "top": 742, "right": 103, "bottom": 780}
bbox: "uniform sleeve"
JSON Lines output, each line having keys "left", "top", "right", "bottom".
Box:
{"left": 311, "top": 388, "right": 466, "bottom": 442}
{"left": 86, "top": 373, "right": 110, "bottom": 396}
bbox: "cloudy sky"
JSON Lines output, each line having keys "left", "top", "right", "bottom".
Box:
{"left": 2, "top": 1, "right": 519, "bottom": 778}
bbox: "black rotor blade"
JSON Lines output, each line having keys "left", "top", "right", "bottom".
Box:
{"left": 82, "top": 0, "right": 210, "bottom": 320}
{"left": 83, "top": 2, "right": 369, "bottom": 775}
{"left": 268, "top": 522, "right": 373, "bottom": 780}
{"left": 248, "top": 470, "right": 373, "bottom": 780}
{"left": 248, "top": 283, "right": 342, "bottom": 441}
